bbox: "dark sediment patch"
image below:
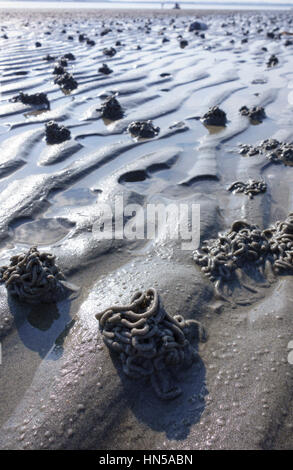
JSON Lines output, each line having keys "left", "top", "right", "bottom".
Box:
{"left": 179, "top": 39, "right": 188, "bottom": 48}
{"left": 62, "top": 53, "right": 75, "bottom": 61}
{"left": 53, "top": 64, "right": 66, "bottom": 75}
{"left": 103, "top": 47, "right": 116, "bottom": 57}
{"left": 239, "top": 105, "right": 266, "bottom": 123}
{"left": 54, "top": 72, "right": 78, "bottom": 92}
{"left": 284, "top": 39, "right": 293, "bottom": 46}
{"left": 239, "top": 139, "right": 293, "bottom": 165}
{"left": 188, "top": 21, "right": 208, "bottom": 32}
{"left": 201, "top": 106, "right": 227, "bottom": 127}
{"left": 79, "top": 33, "right": 86, "bottom": 42}
{"left": 267, "top": 54, "right": 279, "bottom": 67}
{"left": 13, "top": 71, "right": 28, "bottom": 76}
{"left": 98, "top": 63, "right": 113, "bottom": 75}
{"left": 127, "top": 120, "right": 160, "bottom": 139}
{"left": 58, "top": 58, "right": 68, "bottom": 67}
{"left": 43, "top": 54, "right": 56, "bottom": 61}
{"left": 101, "top": 28, "right": 112, "bottom": 36}
{"left": 11, "top": 92, "right": 50, "bottom": 110}
{"left": 98, "top": 95, "right": 124, "bottom": 121}
{"left": 45, "top": 121, "right": 71, "bottom": 145}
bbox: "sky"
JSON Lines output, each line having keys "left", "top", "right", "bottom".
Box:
{"left": 110, "top": 0, "right": 293, "bottom": 2}
{"left": 1, "top": 0, "right": 293, "bottom": 8}
{"left": 2, "top": 0, "right": 293, "bottom": 2}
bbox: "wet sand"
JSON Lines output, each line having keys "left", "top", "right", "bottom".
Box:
{"left": 0, "top": 7, "right": 292, "bottom": 450}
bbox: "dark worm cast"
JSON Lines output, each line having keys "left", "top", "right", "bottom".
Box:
{"left": 0, "top": 246, "right": 71, "bottom": 304}
{"left": 239, "top": 139, "right": 293, "bottom": 166}
{"left": 228, "top": 179, "right": 267, "bottom": 199}
{"left": 194, "top": 213, "right": 293, "bottom": 303}
{"left": 96, "top": 288, "right": 206, "bottom": 400}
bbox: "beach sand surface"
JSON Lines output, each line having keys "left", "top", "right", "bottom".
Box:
{"left": 0, "top": 7, "right": 292, "bottom": 450}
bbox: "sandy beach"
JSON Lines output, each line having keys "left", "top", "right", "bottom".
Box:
{"left": 0, "top": 6, "right": 292, "bottom": 450}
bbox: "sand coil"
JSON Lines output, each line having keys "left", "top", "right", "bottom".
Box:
{"left": 0, "top": 246, "right": 67, "bottom": 304}
{"left": 96, "top": 288, "right": 204, "bottom": 400}
{"left": 194, "top": 214, "right": 293, "bottom": 300}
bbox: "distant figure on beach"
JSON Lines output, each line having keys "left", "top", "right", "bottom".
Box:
{"left": 173, "top": 2, "right": 181, "bottom": 9}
